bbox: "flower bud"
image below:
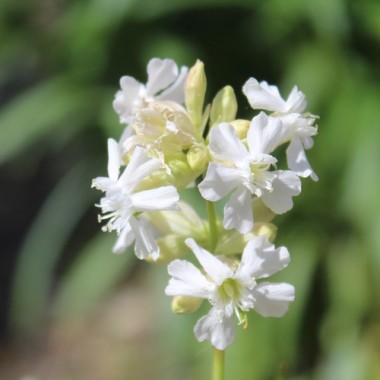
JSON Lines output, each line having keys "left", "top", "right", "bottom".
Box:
{"left": 168, "top": 156, "right": 203, "bottom": 190}
{"left": 210, "top": 86, "right": 237, "bottom": 126}
{"left": 253, "top": 222, "right": 277, "bottom": 242}
{"left": 187, "top": 143, "right": 209, "bottom": 171}
{"left": 171, "top": 295, "right": 203, "bottom": 315}
{"left": 185, "top": 60, "right": 207, "bottom": 131}
{"left": 230, "top": 119, "right": 250, "bottom": 139}
{"left": 150, "top": 234, "right": 188, "bottom": 264}
{"left": 252, "top": 198, "right": 276, "bottom": 222}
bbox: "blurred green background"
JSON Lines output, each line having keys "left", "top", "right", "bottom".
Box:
{"left": 1, "top": 0, "right": 380, "bottom": 379}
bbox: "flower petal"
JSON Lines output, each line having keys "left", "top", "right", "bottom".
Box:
{"left": 112, "top": 76, "right": 144, "bottom": 123}
{"left": 198, "top": 163, "right": 242, "bottom": 201}
{"left": 130, "top": 186, "right": 179, "bottom": 212}
{"left": 252, "top": 282, "right": 295, "bottom": 317}
{"left": 185, "top": 238, "right": 233, "bottom": 284}
{"left": 247, "top": 112, "right": 286, "bottom": 155}
{"left": 285, "top": 85, "right": 307, "bottom": 113}
{"left": 158, "top": 66, "right": 188, "bottom": 104}
{"left": 261, "top": 170, "right": 301, "bottom": 214}
{"left": 130, "top": 216, "right": 159, "bottom": 260}
{"left": 119, "top": 146, "right": 161, "bottom": 193}
{"left": 209, "top": 122, "right": 250, "bottom": 163}
{"left": 194, "top": 308, "right": 236, "bottom": 350}
{"left": 112, "top": 223, "right": 135, "bottom": 254}
{"left": 165, "top": 259, "right": 214, "bottom": 298}
{"left": 223, "top": 186, "right": 253, "bottom": 234}
{"left": 107, "top": 138, "right": 121, "bottom": 181}
{"left": 146, "top": 58, "right": 178, "bottom": 97}
{"left": 243, "top": 78, "right": 286, "bottom": 112}
{"left": 237, "top": 236, "right": 290, "bottom": 280}
{"left": 287, "top": 138, "right": 318, "bottom": 181}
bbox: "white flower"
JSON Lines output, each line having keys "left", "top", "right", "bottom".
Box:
{"left": 92, "top": 139, "right": 179, "bottom": 260}
{"left": 278, "top": 113, "right": 319, "bottom": 181}
{"left": 113, "top": 58, "right": 188, "bottom": 124}
{"left": 242, "top": 78, "right": 318, "bottom": 181}
{"left": 199, "top": 115, "right": 301, "bottom": 234}
{"left": 165, "top": 237, "right": 295, "bottom": 350}
{"left": 242, "top": 77, "right": 307, "bottom": 114}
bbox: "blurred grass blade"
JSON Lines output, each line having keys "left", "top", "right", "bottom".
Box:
{"left": 9, "top": 160, "right": 96, "bottom": 335}
{"left": 53, "top": 234, "right": 134, "bottom": 320}
{"left": 0, "top": 76, "right": 97, "bottom": 164}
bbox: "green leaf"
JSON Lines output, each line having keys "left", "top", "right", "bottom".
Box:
{"left": 0, "top": 76, "right": 98, "bottom": 164}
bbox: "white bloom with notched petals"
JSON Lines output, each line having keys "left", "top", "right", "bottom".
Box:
{"left": 92, "top": 139, "right": 179, "bottom": 260}
{"left": 278, "top": 113, "right": 319, "bottom": 181}
{"left": 165, "top": 237, "right": 294, "bottom": 350}
{"left": 199, "top": 115, "right": 301, "bottom": 234}
{"left": 242, "top": 77, "right": 307, "bottom": 114}
{"left": 113, "top": 58, "right": 188, "bottom": 124}
{"left": 242, "top": 78, "right": 318, "bottom": 181}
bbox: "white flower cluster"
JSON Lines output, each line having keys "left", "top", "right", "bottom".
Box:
{"left": 92, "top": 58, "right": 318, "bottom": 350}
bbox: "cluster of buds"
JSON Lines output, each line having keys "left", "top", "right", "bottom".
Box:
{"left": 92, "top": 58, "right": 318, "bottom": 350}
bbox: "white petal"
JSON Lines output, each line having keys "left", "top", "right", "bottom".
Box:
{"left": 107, "top": 138, "right": 121, "bottom": 181}
{"left": 198, "top": 163, "right": 243, "bottom": 201}
{"left": 252, "top": 282, "right": 295, "bottom": 317}
{"left": 261, "top": 170, "right": 301, "bottom": 214}
{"left": 146, "top": 58, "right": 178, "bottom": 97}
{"left": 223, "top": 186, "right": 253, "bottom": 234}
{"left": 237, "top": 236, "right": 290, "bottom": 280}
{"left": 92, "top": 176, "right": 114, "bottom": 192}
{"left": 247, "top": 112, "right": 286, "bottom": 155}
{"left": 285, "top": 86, "right": 307, "bottom": 113}
{"left": 209, "top": 123, "right": 250, "bottom": 163}
{"left": 130, "top": 186, "right": 179, "bottom": 212}
{"left": 166, "top": 260, "right": 214, "bottom": 298}
{"left": 112, "top": 223, "right": 135, "bottom": 254}
{"left": 185, "top": 238, "right": 233, "bottom": 285}
{"left": 287, "top": 138, "right": 318, "bottom": 181}
{"left": 194, "top": 308, "right": 236, "bottom": 350}
{"left": 119, "top": 146, "right": 161, "bottom": 193}
{"left": 113, "top": 76, "right": 144, "bottom": 123}
{"left": 130, "top": 216, "right": 159, "bottom": 260}
{"left": 243, "top": 78, "right": 286, "bottom": 112}
{"left": 158, "top": 66, "right": 188, "bottom": 103}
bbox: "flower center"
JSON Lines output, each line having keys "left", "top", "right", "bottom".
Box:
{"left": 218, "top": 278, "right": 242, "bottom": 304}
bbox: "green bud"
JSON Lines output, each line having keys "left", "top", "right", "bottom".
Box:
{"left": 147, "top": 234, "right": 188, "bottom": 264}
{"left": 253, "top": 222, "right": 278, "bottom": 242}
{"left": 171, "top": 295, "right": 203, "bottom": 314}
{"left": 252, "top": 198, "right": 276, "bottom": 222}
{"left": 185, "top": 60, "right": 207, "bottom": 131}
{"left": 187, "top": 143, "right": 209, "bottom": 171}
{"left": 210, "top": 86, "right": 238, "bottom": 126}
{"left": 168, "top": 156, "right": 203, "bottom": 190}
{"left": 230, "top": 119, "right": 250, "bottom": 139}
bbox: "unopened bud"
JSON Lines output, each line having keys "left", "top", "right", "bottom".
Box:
{"left": 171, "top": 295, "right": 203, "bottom": 314}
{"left": 168, "top": 156, "right": 201, "bottom": 189}
{"left": 230, "top": 119, "right": 250, "bottom": 139}
{"left": 253, "top": 222, "right": 277, "bottom": 242}
{"left": 187, "top": 143, "right": 209, "bottom": 171}
{"left": 210, "top": 86, "right": 237, "bottom": 126}
{"left": 185, "top": 60, "right": 207, "bottom": 131}
{"left": 252, "top": 198, "right": 276, "bottom": 222}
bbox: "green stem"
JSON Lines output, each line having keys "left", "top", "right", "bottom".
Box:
{"left": 207, "top": 201, "right": 225, "bottom": 379}
{"left": 206, "top": 200, "right": 218, "bottom": 251}
{"left": 212, "top": 348, "right": 225, "bottom": 380}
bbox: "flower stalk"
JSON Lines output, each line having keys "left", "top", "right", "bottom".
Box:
{"left": 206, "top": 199, "right": 218, "bottom": 251}
{"left": 212, "top": 348, "right": 225, "bottom": 380}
